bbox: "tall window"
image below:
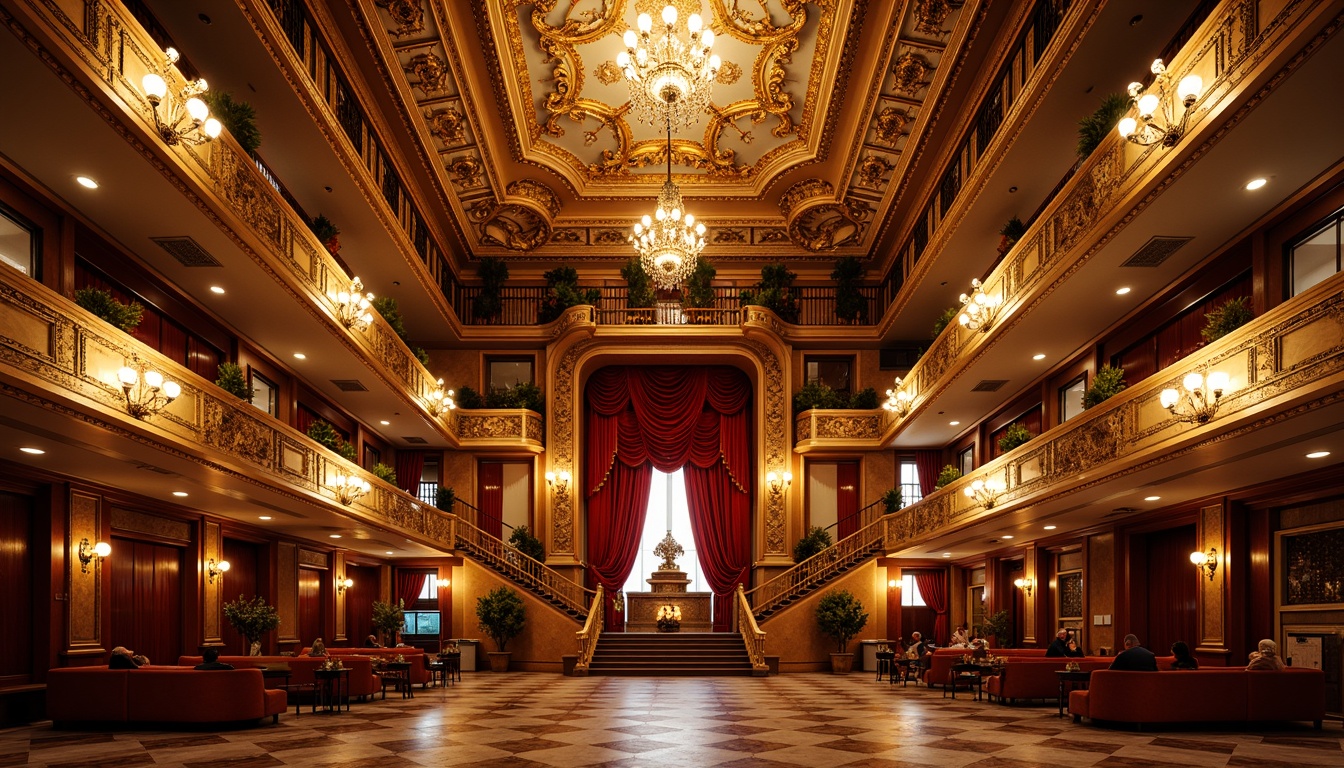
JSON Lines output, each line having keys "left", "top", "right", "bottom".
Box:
{"left": 899, "top": 459, "right": 922, "bottom": 506}
{"left": 957, "top": 446, "right": 973, "bottom": 477}
{"left": 621, "top": 469, "right": 707, "bottom": 594}
{"left": 1059, "top": 375, "right": 1086, "bottom": 423}
{"left": 0, "top": 206, "right": 36, "bottom": 277}
{"left": 417, "top": 455, "right": 439, "bottom": 507}
{"left": 1290, "top": 212, "right": 1342, "bottom": 297}
{"left": 899, "top": 573, "right": 927, "bottom": 607}
{"left": 488, "top": 357, "right": 533, "bottom": 390}
{"left": 249, "top": 370, "right": 278, "bottom": 416}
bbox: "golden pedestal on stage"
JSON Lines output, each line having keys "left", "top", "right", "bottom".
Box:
{"left": 623, "top": 531, "right": 713, "bottom": 632}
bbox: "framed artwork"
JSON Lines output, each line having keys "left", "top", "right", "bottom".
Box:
{"left": 1058, "top": 571, "right": 1084, "bottom": 620}
{"left": 1280, "top": 523, "right": 1344, "bottom": 609}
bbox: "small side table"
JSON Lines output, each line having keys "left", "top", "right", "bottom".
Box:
{"left": 376, "top": 662, "right": 413, "bottom": 699}
{"left": 1055, "top": 669, "right": 1092, "bottom": 717}
{"left": 891, "top": 658, "right": 913, "bottom": 686}
{"left": 874, "top": 651, "right": 895, "bottom": 682}
{"left": 946, "top": 663, "right": 986, "bottom": 700}
{"left": 313, "top": 668, "right": 350, "bottom": 713}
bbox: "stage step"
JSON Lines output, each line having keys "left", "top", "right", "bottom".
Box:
{"left": 588, "top": 633, "right": 757, "bottom": 677}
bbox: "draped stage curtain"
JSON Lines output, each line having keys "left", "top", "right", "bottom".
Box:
{"left": 914, "top": 570, "right": 949, "bottom": 646}
{"left": 396, "top": 571, "right": 425, "bottom": 609}
{"left": 585, "top": 367, "right": 752, "bottom": 632}
{"left": 478, "top": 463, "right": 504, "bottom": 539}
{"left": 915, "top": 450, "right": 944, "bottom": 498}
{"left": 395, "top": 451, "right": 425, "bottom": 495}
{"left": 836, "top": 462, "right": 860, "bottom": 539}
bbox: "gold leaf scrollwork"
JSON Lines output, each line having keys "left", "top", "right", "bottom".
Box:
{"left": 913, "top": 0, "right": 954, "bottom": 37}
{"left": 479, "top": 204, "right": 552, "bottom": 252}
{"left": 874, "top": 106, "right": 911, "bottom": 145}
{"left": 712, "top": 0, "right": 808, "bottom": 44}
{"left": 405, "top": 52, "right": 450, "bottom": 96}
{"left": 891, "top": 52, "right": 931, "bottom": 95}
{"left": 529, "top": 0, "right": 623, "bottom": 43}
{"left": 856, "top": 153, "right": 896, "bottom": 189}
{"left": 373, "top": 0, "right": 426, "bottom": 38}
{"left": 425, "top": 106, "right": 467, "bottom": 146}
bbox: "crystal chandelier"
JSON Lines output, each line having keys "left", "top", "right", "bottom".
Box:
{"left": 616, "top": 5, "right": 721, "bottom": 130}
{"left": 630, "top": 117, "right": 706, "bottom": 290}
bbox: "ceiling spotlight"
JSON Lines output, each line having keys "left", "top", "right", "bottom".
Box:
{"left": 1001, "top": 535, "right": 1014, "bottom": 539}
{"left": 209, "top": 286, "right": 225, "bottom": 294}
{"left": 1032, "top": 354, "right": 1046, "bottom": 361}
{"left": 1044, "top": 525, "right": 1057, "bottom": 530}
{"left": 1144, "top": 495, "right": 1161, "bottom": 501}
{"left": 329, "top": 533, "right": 342, "bottom": 539}
{"left": 76, "top": 176, "right": 99, "bottom": 189}
{"left": 259, "top": 516, "right": 272, "bottom": 520}
{"left": 1306, "top": 451, "right": 1331, "bottom": 459}
{"left": 385, "top": 551, "right": 394, "bottom": 555}
{"left": 379, "top": 420, "right": 390, "bottom": 426}
{"left": 1245, "top": 178, "right": 1267, "bottom": 191}
{"left": 20, "top": 447, "right": 45, "bottom": 455}
{"left": 172, "top": 491, "right": 189, "bottom": 497}
{"left": 293, "top": 353, "right": 306, "bottom": 360}
{"left": 1116, "top": 287, "right": 1132, "bottom": 295}
{"left": 950, "top": 421, "right": 960, "bottom": 426}
{"left": 943, "top": 553, "right": 952, "bottom": 558}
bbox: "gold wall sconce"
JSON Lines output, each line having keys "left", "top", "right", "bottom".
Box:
{"left": 1190, "top": 548, "right": 1218, "bottom": 580}
{"left": 78, "top": 538, "right": 111, "bottom": 574}
{"left": 206, "top": 558, "right": 231, "bottom": 584}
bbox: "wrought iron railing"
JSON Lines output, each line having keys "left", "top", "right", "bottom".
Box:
{"left": 735, "top": 585, "right": 768, "bottom": 674}
{"left": 745, "top": 518, "right": 887, "bottom": 618}
{"left": 823, "top": 498, "right": 886, "bottom": 537}
{"left": 574, "top": 585, "right": 605, "bottom": 676}
{"left": 453, "top": 517, "right": 593, "bottom": 617}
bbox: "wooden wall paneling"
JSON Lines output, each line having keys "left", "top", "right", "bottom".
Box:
{"left": 0, "top": 491, "right": 35, "bottom": 684}
{"left": 202, "top": 521, "right": 222, "bottom": 645}
{"left": 298, "top": 568, "right": 322, "bottom": 648}
{"left": 334, "top": 551, "right": 347, "bottom": 642}
{"left": 65, "top": 489, "right": 102, "bottom": 656}
{"left": 883, "top": 561, "right": 901, "bottom": 642}
{"left": 380, "top": 564, "right": 392, "bottom": 603}
{"left": 1196, "top": 502, "right": 1230, "bottom": 659}
{"left": 1246, "top": 506, "right": 1273, "bottom": 659}
{"left": 1023, "top": 544, "right": 1040, "bottom": 647}
{"left": 345, "top": 563, "right": 376, "bottom": 647}
{"left": 221, "top": 539, "right": 260, "bottom": 655}
{"left": 276, "top": 542, "right": 298, "bottom": 646}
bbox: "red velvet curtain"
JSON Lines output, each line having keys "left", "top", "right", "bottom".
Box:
{"left": 478, "top": 462, "right": 504, "bottom": 539}
{"left": 915, "top": 450, "right": 943, "bottom": 498}
{"left": 585, "top": 367, "right": 752, "bottom": 632}
{"left": 836, "top": 462, "right": 860, "bottom": 539}
{"left": 914, "top": 570, "right": 949, "bottom": 645}
{"left": 396, "top": 571, "right": 425, "bottom": 609}
{"left": 395, "top": 450, "right": 425, "bottom": 495}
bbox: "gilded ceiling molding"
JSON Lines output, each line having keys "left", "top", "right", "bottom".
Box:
{"left": 913, "top": 0, "right": 956, "bottom": 37}
{"left": 708, "top": 0, "right": 810, "bottom": 45}
{"left": 778, "top": 178, "right": 867, "bottom": 251}
{"left": 374, "top": 0, "right": 427, "bottom": 38}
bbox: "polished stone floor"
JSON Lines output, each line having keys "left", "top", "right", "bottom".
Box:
{"left": 2, "top": 672, "right": 1341, "bottom": 767}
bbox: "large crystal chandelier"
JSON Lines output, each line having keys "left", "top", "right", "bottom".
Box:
{"left": 631, "top": 117, "right": 706, "bottom": 290}
{"left": 616, "top": 5, "right": 721, "bottom": 130}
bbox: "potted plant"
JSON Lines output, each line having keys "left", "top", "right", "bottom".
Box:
{"left": 816, "top": 589, "right": 868, "bottom": 674}
{"left": 74, "top": 287, "right": 143, "bottom": 333}
{"left": 982, "top": 609, "right": 1012, "bottom": 648}
{"left": 681, "top": 258, "right": 717, "bottom": 322}
{"left": 1201, "top": 296, "right": 1253, "bottom": 342}
{"left": 203, "top": 90, "right": 262, "bottom": 154}
{"left": 485, "top": 381, "right": 546, "bottom": 415}
{"left": 1076, "top": 93, "right": 1129, "bottom": 158}
{"left": 1083, "top": 365, "right": 1127, "bottom": 409}
{"left": 934, "top": 464, "right": 961, "bottom": 490}
{"left": 739, "top": 262, "right": 799, "bottom": 323}
{"left": 472, "top": 257, "right": 509, "bottom": 323}
{"left": 508, "top": 525, "right": 544, "bottom": 562}
{"left": 223, "top": 595, "right": 280, "bottom": 655}
{"left": 998, "top": 422, "right": 1032, "bottom": 453}
{"left": 792, "top": 525, "right": 832, "bottom": 563}
{"left": 435, "top": 486, "right": 456, "bottom": 512}
{"left": 371, "top": 599, "right": 405, "bottom": 648}
{"left": 214, "top": 362, "right": 253, "bottom": 400}
{"left": 456, "top": 386, "right": 484, "bottom": 409}
{"left": 477, "top": 586, "right": 525, "bottom": 672}
{"left": 372, "top": 296, "right": 430, "bottom": 365}
{"left": 849, "top": 387, "right": 880, "bottom": 410}
{"left": 998, "top": 216, "right": 1026, "bottom": 255}
{"left": 538, "top": 265, "right": 601, "bottom": 324}
{"left": 931, "top": 306, "right": 957, "bottom": 340}
{"left": 882, "top": 488, "right": 903, "bottom": 514}
{"left": 309, "top": 214, "right": 341, "bottom": 254}
{"left": 371, "top": 462, "right": 397, "bottom": 485}
{"left": 831, "top": 255, "right": 868, "bottom": 324}
{"left": 792, "top": 381, "right": 846, "bottom": 414}
{"left": 620, "top": 256, "right": 656, "bottom": 323}
{"left": 306, "top": 420, "right": 356, "bottom": 461}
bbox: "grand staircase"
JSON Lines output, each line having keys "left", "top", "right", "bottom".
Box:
{"left": 587, "top": 633, "right": 757, "bottom": 676}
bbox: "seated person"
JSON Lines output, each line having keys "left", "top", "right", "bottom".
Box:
{"left": 108, "top": 646, "right": 141, "bottom": 669}
{"left": 132, "top": 654, "right": 151, "bottom": 666}
{"left": 194, "top": 648, "right": 235, "bottom": 670}
{"left": 1046, "top": 629, "right": 1071, "bottom": 657}
{"left": 308, "top": 638, "right": 327, "bottom": 657}
{"left": 1064, "top": 638, "right": 1084, "bottom": 657}
{"left": 950, "top": 624, "right": 969, "bottom": 647}
{"left": 1246, "top": 639, "right": 1286, "bottom": 670}
{"left": 1170, "top": 641, "right": 1198, "bottom": 670}
{"left": 366, "top": 634, "right": 383, "bottom": 648}
{"left": 1109, "top": 634, "right": 1158, "bottom": 671}
{"left": 970, "top": 638, "right": 988, "bottom": 659}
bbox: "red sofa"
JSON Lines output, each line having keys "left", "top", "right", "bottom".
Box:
{"left": 984, "top": 657, "right": 1118, "bottom": 704}
{"left": 323, "top": 648, "right": 431, "bottom": 687}
{"left": 924, "top": 648, "right": 1047, "bottom": 688}
{"left": 1069, "top": 668, "right": 1326, "bottom": 728}
{"left": 176, "top": 655, "right": 380, "bottom": 700}
{"left": 47, "top": 667, "right": 286, "bottom": 726}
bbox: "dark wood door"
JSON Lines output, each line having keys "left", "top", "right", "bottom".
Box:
{"left": 109, "top": 537, "right": 182, "bottom": 665}
{"left": 0, "top": 491, "right": 34, "bottom": 684}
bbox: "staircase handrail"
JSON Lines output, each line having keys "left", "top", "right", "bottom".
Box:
{"left": 573, "top": 585, "right": 605, "bottom": 675}
{"left": 735, "top": 585, "right": 769, "bottom": 674}
{"left": 453, "top": 516, "right": 594, "bottom": 616}
{"left": 744, "top": 517, "right": 887, "bottom": 617}
{"left": 823, "top": 498, "right": 886, "bottom": 535}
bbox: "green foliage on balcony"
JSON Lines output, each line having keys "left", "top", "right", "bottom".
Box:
{"left": 204, "top": 90, "right": 261, "bottom": 154}
{"left": 435, "top": 486, "right": 456, "bottom": 512}
{"left": 509, "top": 525, "right": 545, "bottom": 562}
{"left": 931, "top": 306, "right": 957, "bottom": 339}
{"left": 793, "top": 525, "right": 833, "bottom": 563}
{"left": 1077, "top": 93, "right": 1129, "bottom": 158}
{"left": 307, "top": 420, "right": 356, "bottom": 461}
{"left": 371, "top": 462, "right": 397, "bottom": 485}
{"left": 1202, "top": 296, "right": 1254, "bottom": 342}
{"left": 74, "top": 287, "right": 143, "bottom": 333}
{"left": 935, "top": 464, "right": 962, "bottom": 489}
{"left": 998, "top": 422, "right": 1033, "bottom": 453}
{"left": 621, "top": 257, "right": 657, "bottom": 309}
{"left": 682, "top": 259, "right": 717, "bottom": 310}
{"left": 831, "top": 256, "right": 868, "bottom": 324}
{"left": 486, "top": 381, "right": 545, "bottom": 416}
{"left": 739, "top": 262, "right": 799, "bottom": 323}
{"left": 793, "top": 382, "right": 880, "bottom": 413}
{"left": 215, "top": 362, "right": 253, "bottom": 400}
{"left": 472, "top": 257, "right": 509, "bottom": 322}
{"left": 539, "top": 265, "right": 601, "bottom": 323}
{"left": 1084, "top": 365, "right": 1128, "bottom": 409}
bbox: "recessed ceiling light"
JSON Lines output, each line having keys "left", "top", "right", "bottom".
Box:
{"left": 210, "top": 286, "right": 225, "bottom": 294}
{"left": 1001, "top": 535, "right": 1014, "bottom": 539}
{"left": 1245, "top": 177, "right": 1267, "bottom": 190}
{"left": 20, "top": 447, "right": 45, "bottom": 455}
{"left": 942, "top": 552, "right": 952, "bottom": 558}
{"left": 293, "top": 353, "right": 306, "bottom": 360}
{"left": 1144, "top": 495, "right": 1161, "bottom": 501}
{"left": 172, "top": 491, "right": 189, "bottom": 497}
{"left": 75, "top": 176, "right": 99, "bottom": 189}
{"left": 1044, "top": 525, "right": 1057, "bottom": 530}
{"left": 329, "top": 534, "right": 342, "bottom": 539}
{"left": 259, "top": 516, "right": 272, "bottom": 521}
{"left": 950, "top": 420, "right": 960, "bottom": 426}
{"left": 1032, "top": 354, "right": 1046, "bottom": 361}
{"left": 1116, "top": 287, "right": 1131, "bottom": 295}
{"left": 1306, "top": 450, "right": 1331, "bottom": 459}
{"left": 379, "top": 420, "right": 390, "bottom": 426}
{"left": 385, "top": 551, "right": 394, "bottom": 555}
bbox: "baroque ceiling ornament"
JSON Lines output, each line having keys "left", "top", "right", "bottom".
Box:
{"left": 405, "top": 51, "right": 450, "bottom": 96}
{"left": 913, "top": 0, "right": 954, "bottom": 37}
{"left": 373, "top": 0, "right": 426, "bottom": 38}
{"left": 425, "top": 106, "right": 467, "bottom": 146}
{"left": 891, "top": 51, "right": 931, "bottom": 95}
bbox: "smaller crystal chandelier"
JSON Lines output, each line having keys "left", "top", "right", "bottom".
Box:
{"left": 428, "top": 378, "right": 456, "bottom": 417}
{"left": 142, "top": 47, "right": 222, "bottom": 146}
{"left": 331, "top": 473, "right": 371, "bottom": 506}
{"left": 1160, "top": 371, "right": 1229, "bottom": 424}
{"left": 617, "top": 6, "right": 721, "bottom": 130}
{"left": 630, "top": 117, "right": 706, "bottom": 290}
{"left": 958, "top": 278, "right": 1002, "bottom": 332}
{"left": 331, "top": 277, "right": 374, "bottom": 332}
{"left": 118, "top": 355, "right": 182, "bottom": 419}
{"left": 1118, "top": 58, "right": 1202, "bottom": 148}
{"left": 883, "top": 377, "right": 912, "bottom": 416}
{"left": 964, "top": 476, "right": 1006, "bottom": 509}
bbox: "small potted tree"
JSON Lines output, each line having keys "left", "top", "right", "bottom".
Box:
{"left": 223, "top": 595, "right": 280, "bottom": 656}
{"left": 477, "top": 586, "right": 525, "bottom": 672}
{"left": 792, "top": 525, "right": 832, "bottom": 563}
{"left": 214, "top": 362, "right": 253, "bottom": 400}
{"left": 882, "top": 488, "right": 903, "bottom": 514}
{"left": 982, "top": 609, "right": 1012, "bottom": 648}
{"left": 371, "top": 600, "right": 405, "bottom": 648}
{"left": 816, "top": 589, "right": 868, "bottom": 674}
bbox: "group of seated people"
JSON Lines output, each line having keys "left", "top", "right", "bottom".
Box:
{"left": 1109, "top": 634, "right": 1287, "bottom": 671}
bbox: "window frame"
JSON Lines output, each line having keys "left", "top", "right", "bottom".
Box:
{"left": 898, "top": 457, "right": 923, "bottom": 507}
{"left": 486, "top": 356, "right": 535, "bottom": 391}
{"left": 1288, "top": 213, "right": 1342, "bottom": 298}
{"left": 957, "top": 446, "right": 974, "bottom": 477}
{"left": 0, "top": 202, "right": 39, "bottom": 278}
{"left": 1058, "top": 374, "right": 1087, "bottom": 424}
{"left": 249, "top": 369, "right": 279, "bottom": 417}
{"left": 803, "top": 355, "right": 854, "bottom": 395}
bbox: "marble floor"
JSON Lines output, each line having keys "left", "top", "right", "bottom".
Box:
{"left": 2, "top": 672, "right": 1340, "bottom": 767}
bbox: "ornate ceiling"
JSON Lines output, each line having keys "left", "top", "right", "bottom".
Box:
{"left": 359, "top": 0, "right": 975, "bottom": 265}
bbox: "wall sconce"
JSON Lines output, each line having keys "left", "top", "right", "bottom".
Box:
{"left": 337, "top": 576, "right": 353, "bottom": 593}
{"left": 1118, "top": 58, "right": 1202, "bottom": 148}
{"left": 963, "top": 476, "right": 1006, "bottom": 508}
{"left": 1190, "top": 547, "right": 1218, "bottom": 580}
{"left": 765, "top": 470, "right": 793, "bottom": 495}
{"left": 77, "top": 538, "right": 111, "bottom": 574}
{"left": 887, "top": 579, "right": 898, "bottom": 589}
{"left": 544, "top": 470, "right": 572, "bottom": 489}
{"left": 141, "top": 47, "right": 222, "bottom": 146}
{"left": 1160, "top": 371, "right": 1229, "bottom": 424}
{"left": 331, "top": 474, "right": 371, "bottom": 505}
{"left": 118, "top": 355, "right": 182, "bottom": 419}
{"left": 1013, "top": 577, "right": 1034, "bottom": 596}
{"left": 958, "top": 278, "right": 1002, "bottom": 332}
{"left": 428, "top": 378, "right": 456, "bottom": 417}
{"left": 883, "top": 377, "right": 912, "bottom": 416}
{"left": 330, "top": 277, "right": 374, "bottom": 332}
{"left": 435, "top": 577, "right": 450, "bottom": 589}
{"left": 207, "top": 558, "right": 231, "bottom": 584}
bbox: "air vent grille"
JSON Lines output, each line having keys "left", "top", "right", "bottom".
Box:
{"left": 971, "top": 379, "right": 1009, "bottom": 392}
{"left": 402, "top": 436, "right": 428, "bottom": 444}
{"left": 133, "top": 461, "right": 176, "bottom": 475}
{"left": 152, "top": 236, "right": 222, "bottom": 267}
{"left": 1122, "top": 236, "right": 1192, "bottom": 267}
{"left": 330, "top": 379, "right": 369, "bottom": 392}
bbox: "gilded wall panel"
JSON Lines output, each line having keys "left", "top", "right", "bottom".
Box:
{"left": 204, "top": 520, "right": 222, "bottom": 643}
{"left": 1281, "top": 309, "right": 1344, "bottom": 371}
{"left": 67, "top": 489, "right": 102, "bottom": 650}
{"left": 1198, "top": 503, "right": 1227, "bottom": 650}
{"left": 111, "top": 507, "right": 192, "bottom": 542}
{"left": 277, "top": 542, "right": 298, "bottom": 643}
{"left": 0, "top": 297, "right": 53, "bottom": 356}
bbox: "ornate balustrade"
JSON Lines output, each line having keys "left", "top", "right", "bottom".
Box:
{"left": 795, "top": 408, "right": 891, "bottom": 451}
{"left": 454, "top": 409, "right": 544, "bottom": 452}
{"left": 453, "top": 519, "right": 594, "bottom": 617}
{"left": 735, "top": 585, "right": 769, "bottom": 675}
{"left": 745, "top": 518, "right": 887, "bottom": 619}
{"left": 573, "top": 586, "right": 605, "bottom": 676}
